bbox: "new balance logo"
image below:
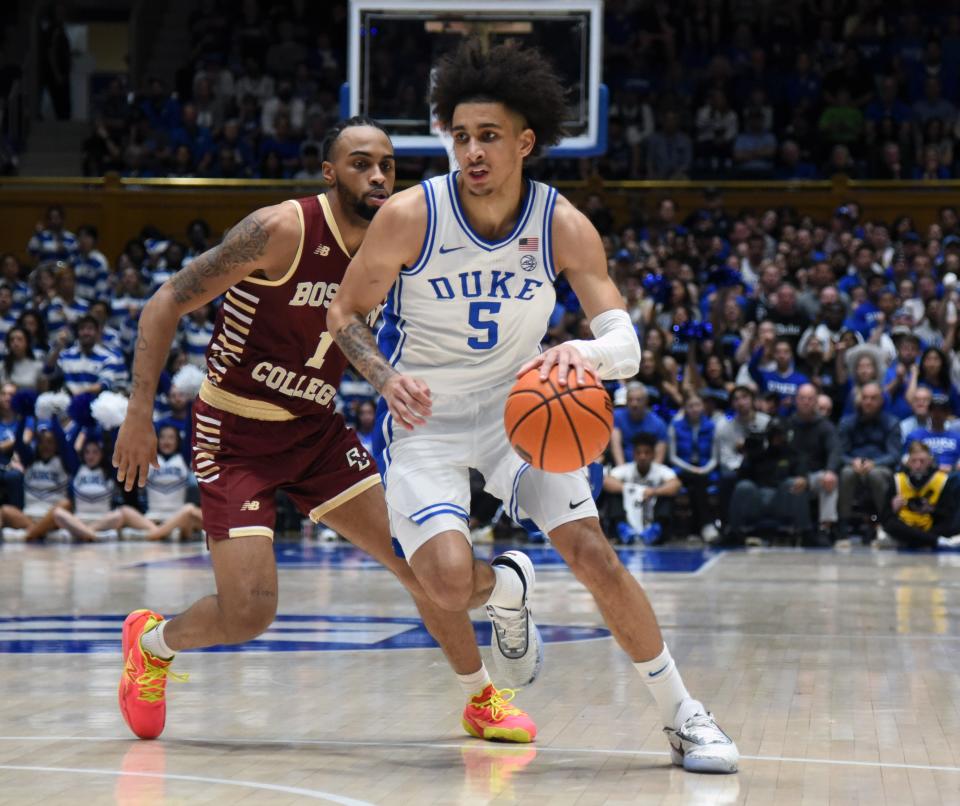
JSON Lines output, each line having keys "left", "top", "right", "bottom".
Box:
{"left": 314, "top": 244, "right": 330, "bottom": 256}
{"left": 240, "top": 501, "right": 261, "bottom": 511}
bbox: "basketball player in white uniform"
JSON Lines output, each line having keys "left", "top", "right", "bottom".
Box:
{"left": 329, "top": 41, "right": 739, "bottom": 773}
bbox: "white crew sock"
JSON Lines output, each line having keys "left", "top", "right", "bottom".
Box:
{"left": 140, "top": 619, "right": 176, "bottom": 661}
{"left": 485, "top": 563, "right": 525, "bottom": 610}
{"left": 634, "top": 644, "right": 691, "bottom": 728}
{"left": 457, "top": 664, "right": 493, "bottom": 698}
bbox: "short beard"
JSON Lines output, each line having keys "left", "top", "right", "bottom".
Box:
{"left": 338, "top": 183, "right": 379, "bottom": 222}
{"left": 353, "top": 196, "right": 378, "bottom": 221}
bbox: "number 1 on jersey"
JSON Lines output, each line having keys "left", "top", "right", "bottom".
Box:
{"left": 306, "top": 332, "right": 334, "bottom": 369}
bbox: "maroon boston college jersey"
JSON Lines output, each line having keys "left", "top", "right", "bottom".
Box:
{"left": 198, "top": 193, "right": 364, "bottom": 421}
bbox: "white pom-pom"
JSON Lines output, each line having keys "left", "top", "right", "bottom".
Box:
{"left": 171, "top": 364, "right": 206, "bottom": 398}
{"left": 945, "top": 272, "right": 958, "bottom": 289}
{"left": 91, "top": 391, "right": 129, "bottom": 429}
{"left": 35, "top": 391, "right": 71, "bottom": 420}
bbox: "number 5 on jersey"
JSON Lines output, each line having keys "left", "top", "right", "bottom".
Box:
{"left": 468, "top": 301, "right": 500, "bottom": 350}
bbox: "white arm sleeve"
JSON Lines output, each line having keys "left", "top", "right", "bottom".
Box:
{"left": 566, "top": 308, "right": 642, "bottom": 380}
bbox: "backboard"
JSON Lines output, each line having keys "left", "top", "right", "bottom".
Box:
{"left": 344, "top": 0, "right": 607, "bottom": 157}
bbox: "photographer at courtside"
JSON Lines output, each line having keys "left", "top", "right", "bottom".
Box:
{"left": 724, "top": 417, "right": 811, "bottom": 544}
{"left": 877, "top": 440, "right": 960, "bottom": 551}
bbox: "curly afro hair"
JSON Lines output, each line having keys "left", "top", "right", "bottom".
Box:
{"left": 430, "top": 39, "right": 568, "bottom": 157}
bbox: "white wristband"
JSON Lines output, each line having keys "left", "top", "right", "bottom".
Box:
{"left": 566, "top": 308, "right": 641, "bottom": 380}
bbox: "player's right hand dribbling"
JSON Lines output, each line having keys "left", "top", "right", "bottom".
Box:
{"left": 113, "top": 411, "right": 160, "bottom": 491}
{"left": 382, "top": 374, "right": 432, "bottom": 430}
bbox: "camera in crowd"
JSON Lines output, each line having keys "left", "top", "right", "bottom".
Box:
{"left": 904, "top": 493, "right": 935, "bottom": 515}
{"left": 742, "top": 418, "right": 789, "bottom": 459}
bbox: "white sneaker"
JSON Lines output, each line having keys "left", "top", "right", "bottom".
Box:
{"left": 122, "top": 528, "right": 149, "bottom": 541}
{"left": 2, "top": 527, "right": 27, "bottom": 542}
{"left": 486, "top": 550, "right": 543, "bottom": 687}
{"left": 94, "top": 529, "right": 119, "bottom": 542}
{"left": 47, "top": 529, "right": 72, "bottom": 543}
{"left": 873, "top": 527, "right": 897, "bottom": 550}
{"left": 700, "top": 523, "right": 720, "bottom": 543}
{"left": 665, "top": 698, "right": 739, "bottom": 774}
{"left": 937, "top": 534, "right": 960, "bottom": 550}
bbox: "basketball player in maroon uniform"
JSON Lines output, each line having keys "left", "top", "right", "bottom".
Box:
{"left": 112, "top": 117, "right": 536, "bottom": 743}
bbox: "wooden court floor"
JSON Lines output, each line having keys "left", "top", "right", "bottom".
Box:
{"left": 0, "top": 541, "right": 958, "bottom": 805}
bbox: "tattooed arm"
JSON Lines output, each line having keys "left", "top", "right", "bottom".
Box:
{"left": 328, "top": 186, "right": 431, "bottom": 430}
{"left": 114, "top": 203, "right": 299, "bottom": 490}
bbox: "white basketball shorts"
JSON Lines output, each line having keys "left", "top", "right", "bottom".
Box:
{"left": 380, "top": 379, "right": 598, "bottom": 558}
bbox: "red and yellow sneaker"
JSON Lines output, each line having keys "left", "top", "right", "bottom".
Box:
{"left": 462, "top": 684, "right": 537, "bottom": 743}
{"left": 118, "top": 609, "right": 186, "bottom": 740}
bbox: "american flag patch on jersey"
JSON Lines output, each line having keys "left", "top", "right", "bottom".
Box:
{"left": 519, "top": 237, "right": 539, "bottom": 251}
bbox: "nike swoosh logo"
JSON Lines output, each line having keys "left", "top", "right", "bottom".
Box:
{"left": 438, "top": 244, "right": 465, "bottom": 254}
{"left": 569, "top": 497, "right": 590, "bottom": 509}
{"left": 648, "top": 662, "right": 669, "bottom": 677}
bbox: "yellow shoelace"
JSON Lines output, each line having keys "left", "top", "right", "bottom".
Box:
{"left": 473, "top": 687, "right": 522, "bottom": 722}
{"left": 129, "top": 654, "right": 188, "bottom": 703}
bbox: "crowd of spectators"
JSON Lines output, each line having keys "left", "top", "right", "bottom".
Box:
{"left": 598, "top": 0, "right": 960, "bottom": 181}
{"left": 82, "top": 0, "right": 351, "bottom": 179}
{"left": 0, "top": 205, "right": 220, "bottom": 541}
{"left": 6, "top": 189, "right": 960, "bottom": 553}
{"left": 0, "top": 201, "right": 385, "bottom": 542}
{"left": 9, "top": 3, "right": 960, "bottom": 549}
{"left": 74, "top": 1, "right": 960, "bottom": 182}
{"left": 586, "top": 189, "right": 960, "bottom": 552}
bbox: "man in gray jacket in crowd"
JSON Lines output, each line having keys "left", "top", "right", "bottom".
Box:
{"left": 837, "top": 381, "right": 903, "bottom": 539}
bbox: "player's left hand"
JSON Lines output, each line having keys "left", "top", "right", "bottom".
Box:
{"left": 517, "top": 343, "right": 596, "bottom": 388}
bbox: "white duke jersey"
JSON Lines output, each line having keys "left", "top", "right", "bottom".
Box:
{"left": 72, "top": 466, "right": 114, "bottom": 518}
{"left": 377, "top": 172, "right": 559, "bottom": 394}
{"left": 24, "top": 457, "right": 69, "bottom": 516}
{"left": 146, "top": 453, "right": 190, "bottom": 515}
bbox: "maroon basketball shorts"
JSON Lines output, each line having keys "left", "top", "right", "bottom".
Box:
{"left": 192, "top": 399, "right": 380, "bottom": 541}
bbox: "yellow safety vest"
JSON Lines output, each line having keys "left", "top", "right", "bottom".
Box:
{"left": 895, "top": 470, "right": 949, "bottom": 531}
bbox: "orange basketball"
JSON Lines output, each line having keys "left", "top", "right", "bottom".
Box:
{"left": 504, "top": 365, "right": 614, "bottom": 472}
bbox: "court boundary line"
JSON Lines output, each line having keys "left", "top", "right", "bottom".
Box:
{"left": 118, "top": 544, "right": 726, "bottom": 575}
{"left": 0, "top": 634, "right": 616, "bottom": 655}
{"left": 690, "top": 551, "right": 724, "bottom": 576}
{"left": 118, "top": 551, "right": 208, "bottom": 570}
{"left": 659, "top": 628, "right": 960, "bottom": 640}
{"left": 0, "top": 762, "right": 373, "bottom": 804}
{"left": 123, "top": 553, "right": 724, "bottom": 576}
{"left": 1, "top": 735, "right": 958, "bottom": 775}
